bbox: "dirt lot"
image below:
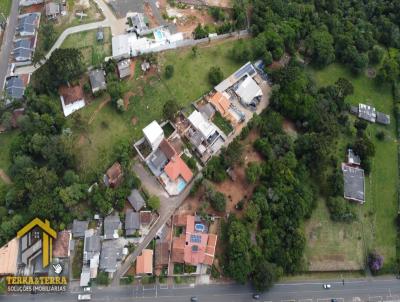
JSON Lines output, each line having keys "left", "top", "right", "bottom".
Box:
{"left": 144, "top": 2, "right": 159, "bottom": 27}
{"left": 158, "top": 0, "right": 216, "bottom": 34}
{"left": 204, "top": 0, "right": 232, "bottom": 8}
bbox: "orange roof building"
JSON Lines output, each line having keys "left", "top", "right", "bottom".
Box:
{"left": 0, "top": 238, "right": 19, "bottom": 276}
{"left": 171, "top": 215, "right": 217, "bottom": 267}
{"left": 136, "top": 249, "right": 153, "bottom": 275}
{"left": 209, "top": 92, "right": 230, "bottom": 117}
{"left": 164, "top": 156, "right": 193, "bottom": 183}
{"left": 105, "top": 162, "right": 123, "bottom": 188}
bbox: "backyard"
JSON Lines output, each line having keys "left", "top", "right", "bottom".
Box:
{"left": 304, "top": 64, "right": 398, "bottom": 271}
{"left": 60, "top": 27, "right": 112, "bottom": 67}
{"left": 0, "top": 131, "right": 18, "bottom": 185}
{"left": 73, "top": 38, "right": 251, "bottom": 178}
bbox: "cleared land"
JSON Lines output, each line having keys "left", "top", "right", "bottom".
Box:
{"left": 305, "top": 64, "right": 398, "bottom": 271}
{"left": 0, "top": 0, "right": 11, "bottom": 16}
{"left": 74, "top": 39, "right": 251, "bottom": 177}
{"left": 60, "top": 27, "right": 112, "bottom": 66}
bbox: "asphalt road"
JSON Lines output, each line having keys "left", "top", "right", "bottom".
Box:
{"left": 2, "top": 278, "right": 400, "bottom": 302}
{"left": 0, "top": 0, "right": 19, "bottom": 94}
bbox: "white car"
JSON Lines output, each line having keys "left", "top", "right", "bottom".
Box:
{"left": 83, "top": 287, "right": 91, "bottom": 292}
{"left": 323, "top": 284, "right": 331, "bottom": 289}
{"left": 78, "top": 294, "right": 91, "bottom": 301}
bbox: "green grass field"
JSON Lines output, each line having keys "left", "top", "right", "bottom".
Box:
{"left": 0, "top": 0, "right": 12, "bottom": 16}
{"left": 0, "top": 131, "right": 17, "bottom": 172}
{"left": 74, "top": 39, "right": 251, "bottom": 177}
{"left": 61, "top": 27, "right": 111, "bottom": 67}
{"left": 305, "top": 64, "right": 398, "bottom": 271}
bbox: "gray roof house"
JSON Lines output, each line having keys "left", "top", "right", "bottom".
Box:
{"left": 46, "top": 2, "right": 60, "bottom": 19}
{"left": 127, "top": 189, "right": 145, "bottom": 212}
{"left": 117, "top": 59, "right": 131, "bottom": 79}
{"left": 125, "top": 210, "right": 140, "bottom": 236}
{"left": 100, "top": 243, "right": 122, "bottom": 273}
{"left": 5, "top": 76, "right": 25, "bottom": 101}
{"left": 199, "top": 103, "right": 216, "bottom": 120}
{"left": 89, "top": 69, "right": 107, "bottom": 94}
{"left": 17, "top": 13, "right": 40, "bottom": 36}
{"left": 147, "top": 148, "right": 168, "bottom": 177}
{"left": 127, "top": 13, "right": 150, "bottom": 36}
{"left": 376, "top": 111, "right": 390, "bottom": 125}
{"left": 13, "top": 38, "right": 34, "bottom": 62}
{"left": 81, "top": 229, "right": 101, "bottom": 287}
{"left": 104, "top": 214, "right": 122, "bottom": 240}
{"left": 72, "top": 219, "right": 89, "bottom": 238}
{"left": 342, "top": 163, "right": 365, "bottom": 204}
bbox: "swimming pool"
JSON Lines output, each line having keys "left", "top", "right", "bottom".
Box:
{"left": 177, "top": 177, "right": 187, "bottom": 194}
{"left": 195, "top": 223, "right": 205, "bottom": 232}
{"left": 154, "top": 29, "right": 165, "bottom": 41}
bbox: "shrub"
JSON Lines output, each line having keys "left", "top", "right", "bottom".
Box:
{"left": 208, "top": 66, "right": 224, "bottom": 86}
{"left": 376, "top": 131, "right": 385, "bottom": 141}
{"left": 165, "top": 65, "right": 174, "bottom": 79}
{"left": 326, "top": 197, "right": 357, "bottom": 222}
{"left": 147, "top": 195, "right": 160, "bottom": 211}
{"left": 368, "top": 251, "right": 384, "bottom": 273}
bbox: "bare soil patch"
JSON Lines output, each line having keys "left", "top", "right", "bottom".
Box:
{"left": 0, "top": 169, "right": 12, "bottom": 184}
{"left": 204, "top": 0, "right": 232, "bottom": 8}
{"left": 131, "top": 117, "right": 138, "bottom": 126}
{"left": 365, "top": 67, "right": 376, "bottom": 78}
{"left": 124, "top": 91, "right": 135, "bottom": 110}
{"left": 283, "top": 118, "right": 298, "bottom": 137}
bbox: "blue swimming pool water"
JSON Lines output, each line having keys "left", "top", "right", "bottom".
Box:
{"left": 154, "top": 30, "right": 164, "bottom": 40}
{"left": 177, "top": 177, "right": 187, "bottom": 193}
{"left": 195, "top": 224, "right": 205, "bottom": 232}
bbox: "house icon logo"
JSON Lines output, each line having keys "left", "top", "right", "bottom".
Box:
{"left": 17, "top": 218, "right": 57, "bottom": 269}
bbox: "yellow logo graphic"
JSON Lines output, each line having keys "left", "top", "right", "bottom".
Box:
{"left": 17, "top": 218, "right": 57, "bottom": 268}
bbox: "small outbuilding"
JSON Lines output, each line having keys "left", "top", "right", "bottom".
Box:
{"left": 89, "top": 69, "right": 107, "bottom": 94}
{"left": 117, "top": 59, "right": 131, "bottom": 79}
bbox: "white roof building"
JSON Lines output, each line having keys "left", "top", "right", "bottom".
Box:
{"left": 235, "top": 76, "right": 262, "bottom": 105}
{"left": 143, "top": 120, "right": 164, "bottom": 150}
{"left": 188, "top": 111, "right": 217, "bottom": 139}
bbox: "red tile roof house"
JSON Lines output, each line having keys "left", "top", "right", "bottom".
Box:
{"left": 171, "top": 215, "right": 217, "bottom": 271}
{"left": 159, "top": 139, "right": 194, "bottom": 196}
{"left": 59, "top": 84, "right": 86, "bottom": 117}
{"left": 104, "top": 162, "right": 123, "bottom": 188}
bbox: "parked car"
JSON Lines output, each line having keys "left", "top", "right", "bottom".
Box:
{"left": 190, "top": 297, "right": 198, "bottom": 302}
{"left": 83, "top": 287, "right": 91, "bottom": 292}
{"left": 323, "top": 284, "right": 331, "bottom": 289}
{"left": 78, "top": 294, "right": 91, "bottom": 301}
{"left": 331, "top": 299, "right": 338, "bottom": 302}
{"left": 253, "top": 294, "right": 260, "bottom": 300}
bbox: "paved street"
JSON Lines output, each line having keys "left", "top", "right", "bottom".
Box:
{"left": 0, "top": 0, "right": 19, "bottom": 94}
{"left": 2, "top": 278, "right": 400, "bottom": 301}
{"left": 110, "top": 162, "right": 199, "bottom": 286}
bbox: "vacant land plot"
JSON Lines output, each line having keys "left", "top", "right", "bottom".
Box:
{"left": 305, "top": 64, "right": 398, "bottom": 271}
{"left": 61, "top": 27, "right": 112, "bottom": 67}
{"left": 0, "top": 0, "right": 11, "bottom": 16}
{"left": 74, "top": 39, "right": 251, "bottom": 177}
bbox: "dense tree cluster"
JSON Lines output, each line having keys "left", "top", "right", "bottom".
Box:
{"left": 230, "top": 0, "right": 400, "bottom": 75}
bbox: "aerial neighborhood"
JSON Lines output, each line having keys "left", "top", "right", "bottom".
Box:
{"left": 0, "top": 0, "right": 400, "bottom": 301}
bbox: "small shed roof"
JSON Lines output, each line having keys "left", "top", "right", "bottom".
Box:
{"left": 117, "top": 59, "right": 131, "bottom": 79}
{"left": 125, "top": 211, "right": 140, "bottom": 235}
{"left": 89, "top": 69, "right": 106, "bottom": 91}
{"left": 376, "top": 111, "right": 390, "bottom": 125}
{"left": 358, "top": 103, "right": 376, "bottom": 122}
{"left": 127, "top": 189, "right": 145, "bottom": 212}
{"left": 347, "top": 149, "right": 361, "bottom": 166}
{"left": 72, "top": 220, "right": 88, "bottom": 238}
{"left": 140, "top": 211, "right": 152, "bottom": 225}
{"left": 46, "top": 2, "right": 60, "bottom": 16}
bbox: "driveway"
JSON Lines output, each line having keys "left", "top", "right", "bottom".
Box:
{"left": 110, "top": 161, "right": 199, "bottom": 286}
{"left": 0, "top": 0, "right": 19, "bottom": 94}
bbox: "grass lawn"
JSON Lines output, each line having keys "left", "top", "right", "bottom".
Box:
{"left": 60, "top": 27, "right": 111, "bottom": 67}
{"left": 0, "top": 0, "right": 11, "bottom": 16}
{"left": 74, "top": 38, "right": 251, "bottom": 177}
{"left": 305, "top": 63, "right": 398, "bottom": 271}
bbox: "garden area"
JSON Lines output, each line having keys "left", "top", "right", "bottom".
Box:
{"left": 73, "top": 38, "right": 252, "bottom": 177}
{"left": 60, "top": 27, "right": 112, "bottom": 67}
{"left": 304, "top": 63, "right": 398, "bottom": 271}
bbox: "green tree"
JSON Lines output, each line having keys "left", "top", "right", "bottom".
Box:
{"left": 208, "top": 66, "right": 224, "bottom": 86}
{"left": 252, "top": 259, "right": 282, "bottom": 291}
{"left": 0, "top": 112, "right": 12, "bottom": 130}
{"left": 147, "top": 195, "right": 160, "bottom": 211}
{"left": 162, "top": 99, "right": 179, "bottom": 121}
{"left": 40, "top": 22, "right": 56, "bottom": 51}
{"left": 193, "top": 24, "right": 208, "bottom": 39}
{"left": 165, "top": 65, "right": 174, "bottom": 79}
{"left": 306, "top": 30, "right": 335, "bottom": 67}
{"left": 245, "top": 162, "right": 262, "bottom": 183}
{"left": 368, "top": 45, "right": 385, "bottom": 65}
